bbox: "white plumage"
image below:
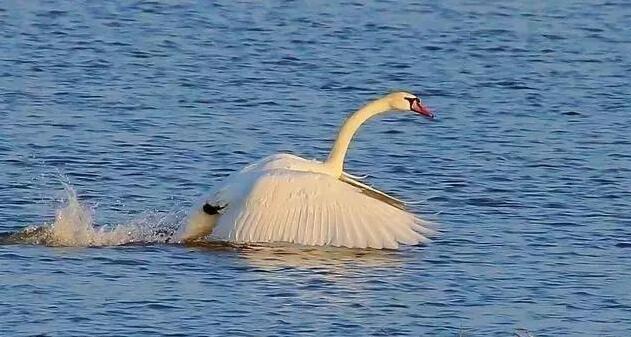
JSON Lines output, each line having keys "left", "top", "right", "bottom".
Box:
{"left": 179, "top": 92, "right": 436, "bottom": 249}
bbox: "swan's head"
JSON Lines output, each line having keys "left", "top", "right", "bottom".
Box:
{"left": 386, "top": 91, "right": 434, "bottom": 119}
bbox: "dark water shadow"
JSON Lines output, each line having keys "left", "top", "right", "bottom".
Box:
{"left": 0, "top": 227, "right": 53, "bottom": 246}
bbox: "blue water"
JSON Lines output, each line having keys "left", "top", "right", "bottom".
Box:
{"left": 1, "top": 1, "right": 630, "bottom": 336}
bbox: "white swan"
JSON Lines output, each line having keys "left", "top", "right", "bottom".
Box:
{"left": 180, "top": 91, "right": 436, "bottom": 249}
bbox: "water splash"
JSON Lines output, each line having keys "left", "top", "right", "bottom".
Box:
{"left": 3, "top": 183, "right": 182, "bottom": 247}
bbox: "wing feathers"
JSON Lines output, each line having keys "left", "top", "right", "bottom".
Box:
{"left": 213, "top": 170, "right": 433, "bottom": 249}
{"left": 332, "top": 201, "right": 343, "bottom": 246}
{"left": 339, "top": 173, "right": 407, "bottom": 210}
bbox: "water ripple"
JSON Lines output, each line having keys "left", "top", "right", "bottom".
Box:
{"left": 1, "top": 1, "right": 630, "bottom": 336}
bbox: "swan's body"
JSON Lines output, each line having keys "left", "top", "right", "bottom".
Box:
{"left": 180, "top": 92, "right": 436, "bottom": 249}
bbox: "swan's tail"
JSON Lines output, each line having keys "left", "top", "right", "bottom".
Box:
{"left": 177, "top": 206, "right": 220, "bottom": 241}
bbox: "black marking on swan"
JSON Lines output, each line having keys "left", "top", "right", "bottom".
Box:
{"left": 203, "top": 203, "right": 225, "bottom": 215}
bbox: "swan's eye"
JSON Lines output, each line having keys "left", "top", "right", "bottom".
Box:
{"left": 404, "top": 97, "right": 416, "bottom": 107}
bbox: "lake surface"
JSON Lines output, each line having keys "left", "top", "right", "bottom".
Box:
{"left": 1, "top": 1, "right": 630, "bottom": 336}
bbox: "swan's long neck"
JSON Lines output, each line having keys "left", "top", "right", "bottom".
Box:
{"left": 324, "top": 98, "right": 391, "bottom": 176}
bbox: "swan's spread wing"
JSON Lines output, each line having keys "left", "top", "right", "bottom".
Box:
{"left": 341, "top": 171, "right": 369, "bottom": 180}
{"left": 340, "top": 172, "right": 407, "bottom": 210}
{"left": 212, "top": 170, "right": 434, "bottom": 249}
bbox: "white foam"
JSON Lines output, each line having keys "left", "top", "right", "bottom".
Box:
{"left": 18, "top": 183, "right": 181, "bottom": 247}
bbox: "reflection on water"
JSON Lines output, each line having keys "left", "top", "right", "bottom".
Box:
{"left": 190, "top": 241, "right": 409, "bottom": 270}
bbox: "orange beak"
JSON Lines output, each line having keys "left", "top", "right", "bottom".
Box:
{"left": 411, "top": 99, "right": 434, "bottom": 119}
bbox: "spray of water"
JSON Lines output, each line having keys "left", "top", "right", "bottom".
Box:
{"left": 5, "top": 183, "right": 183, "bottom": 247}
